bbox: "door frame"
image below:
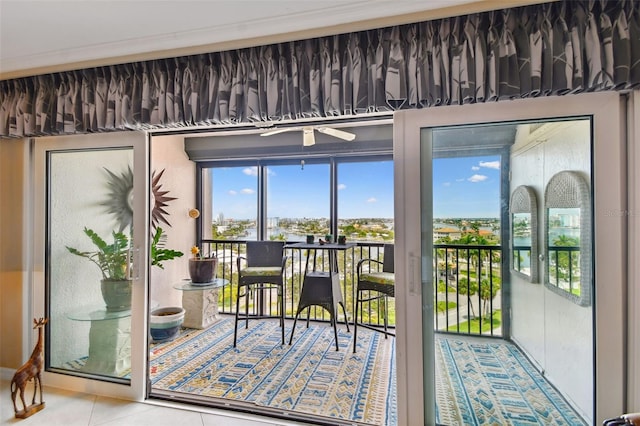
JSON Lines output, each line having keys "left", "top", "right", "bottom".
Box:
{"left": 31, "top": 131, "right": 150, "bottom": 400}
{"left": 393, "top": 91, "right": 626, "bottom": 424}
{"left": 629, "top": 90, "right": 640, "bottom": 412}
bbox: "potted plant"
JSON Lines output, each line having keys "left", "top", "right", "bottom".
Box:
{"left": 66, "top": 228, "right": 133, "bottom": 312}
{"left": 149, "top": 226, "right": 186, "bottom": 342}
{"left": 67, "top": 226, "right": 184, "bottom": 312}
{"left": 149, "top": 306, "right": 186, "bottom": 342}
{"left": 188, "top": 245, "right": 218, "bottom": 284}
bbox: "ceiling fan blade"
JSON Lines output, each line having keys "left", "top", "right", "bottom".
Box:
{"left": 302, "top": 127, "right": 315, "bottom": 146}
{"left": 260, "top": 127, "right": 300, "bottom": 137}
{"left": 316, "top": 126, "right": 356, "bottom": 141}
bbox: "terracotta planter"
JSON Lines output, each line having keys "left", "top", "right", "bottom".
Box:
{"left": 100, "top": 279, "right": 132, "bottom": 312}
{"left": 149, "top": 307, "right": 185, "bottom": 342}
{"left": 188, "top": 258, "right": 218, "bottom": 283}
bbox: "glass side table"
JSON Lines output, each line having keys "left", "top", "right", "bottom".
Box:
{"left": 173, "top": 278, "right": 229, "bottom": 329}
{"left": 66, "top": 306, "right": 131, "bottom": 376}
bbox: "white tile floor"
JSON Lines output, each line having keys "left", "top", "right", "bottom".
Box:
{"left": 1, "top": 379, "right": 309, "bottom": 426}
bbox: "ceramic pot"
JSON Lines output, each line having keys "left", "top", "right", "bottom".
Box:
{"left": 149, "top": 307, "right": 185, "bottom": 342}
{"left": 100, "top": 279, "right": 132, "bottom": 312}
{"left": 188, "top": 258, "right": 218, "bottom": 283}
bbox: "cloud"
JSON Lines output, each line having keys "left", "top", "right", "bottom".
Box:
{"left": 243, "top": 167, "right": 258, "bottom": 176}
{"left": 241, "top": 188, "right": 255, "bottom": 194}
{"left": 228, "top": 190, "right": 237, "bottom": 195}
{"left": 468, "top": 174, "right": 488, "bottom": 182}
{"left": 456, "top": 178, "right": 465, "bottom": 182}
{"left": 479, "top": 160, "right": 500, "bottom": 170}
{"left": 367, "top": 197, "right": 377, "bottom": 203}
{"left": 338, "top": 183, "right": 346, "bottom": 190}
{"left": 471, "top": 166, "right": 480, "bottom": 171}
{"left": 443, "top": 182, "right": 451, "bottom": 187}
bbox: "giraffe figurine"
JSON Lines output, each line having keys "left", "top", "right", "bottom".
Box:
{"left": 10, "top": 317, "right": 48, "bottom": 419}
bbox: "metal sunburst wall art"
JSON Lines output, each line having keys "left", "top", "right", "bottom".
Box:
{"left": 101, "top": 166, "right": 134, "bottom": 232}
{"left": 101, "top": 166, "right": 176, "bottom": 232}
{"left": 151, "top": 169, "right": 177, "bottom": 229}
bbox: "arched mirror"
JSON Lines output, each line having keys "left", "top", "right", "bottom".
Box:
{"left": 510, "top": 185, "right": 538, "bottom": 283}
{"left": 544, "top": 171, "right": 591, "bottom": 306}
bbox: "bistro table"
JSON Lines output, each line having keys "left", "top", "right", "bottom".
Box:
{"left": 173, "top": 278, "right": 229, "bottom": 329}
{"left": 284, "top": 241, "right": 355, "bottom": 351}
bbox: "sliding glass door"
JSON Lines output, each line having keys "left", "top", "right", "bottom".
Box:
{"left": 393, "top": 92, "right": 626, "bottom": 425}
{"left": 33, "top": 132, "right": 149, "bottom": 400}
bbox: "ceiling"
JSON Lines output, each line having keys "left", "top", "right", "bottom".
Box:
{"left": 0, "top": 0, "right": 515, "bottom": 79}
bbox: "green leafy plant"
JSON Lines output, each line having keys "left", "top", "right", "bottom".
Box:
{"left": 151, "top": 227, "right": 184, "bottom": 269}
{"left": 66, "top": 228, "right": 130, "bottom": 281}
{"left": 66, "top": 226, "right": 184, "bottom": 279}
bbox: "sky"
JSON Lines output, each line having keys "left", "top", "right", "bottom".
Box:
{"left": 211, "top": 155, "right": 500, "bottom": 220}
{"left": 433, "top": 155, "right": 501, "bottom": 218}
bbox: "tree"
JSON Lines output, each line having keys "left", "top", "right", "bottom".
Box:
{"left": 478, "top": 278, "right": 500, "bottom": 317}
{"left": 470, "top": 221, "right": 481, "bottom": 235}
{"left": 550, "top": 235, "right": 580, "bottom": 285}
{"left": 456, "top": 277, "right": 478, "bottom": 317}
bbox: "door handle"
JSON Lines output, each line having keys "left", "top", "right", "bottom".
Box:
{"left": 129, "top": 247, "right": 140, "bottom": 281}
{"left": 409, "top": 252, "right": 420, "bottom": 295}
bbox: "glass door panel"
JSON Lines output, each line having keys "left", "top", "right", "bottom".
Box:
{"left": 34, "top": 132, "right": 148, "bottom": 399}
{"left": 393, "top": 92, "right": 625, "bottom": 424}
{"left": 48, "top": 149, "right": 134, "bottom": 380}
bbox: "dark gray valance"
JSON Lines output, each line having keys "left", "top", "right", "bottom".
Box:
{"left": 1, "top": 0, "right": 638, "bottom": 139}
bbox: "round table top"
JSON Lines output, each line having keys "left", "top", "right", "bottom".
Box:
{"left": 173, "top": 277, "right": 229, "bottom": 291}
{"left": 66, "top": 306, "right": 131, "bottom": 321}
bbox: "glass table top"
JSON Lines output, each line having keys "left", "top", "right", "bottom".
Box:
{"left": 173, "top": 277, "right": 229, "bottom": 291}
{"left": 66, "top": 306, "right": 131, "bottom": 321}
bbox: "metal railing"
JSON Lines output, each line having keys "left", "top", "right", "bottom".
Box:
{"left": 204, "top": 240, "right": 501, "bottom": 335}
{"left": 547, "top": 245, "right": 580, "bottom": 294}
{"left": 203, "top": 240, "right": 391, "bottom": 327}
{"left": 434, "top": 244, "right": 502, "bottom": 337}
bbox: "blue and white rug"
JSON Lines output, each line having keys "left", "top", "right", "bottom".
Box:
{"left": 150, "top": 318, "right": 397, "bottom": 425}
{"left": 435, "top": 336, "right": 588, "bottom": 425}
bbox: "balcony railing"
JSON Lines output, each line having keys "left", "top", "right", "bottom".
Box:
{"left": 434, "top": 244, "right": 502, "bottom": 336}
{"left": 203, "top": 240, "right": 501, "bottom": 335}
{"left": 547, "top": 245, "right": 580, "bottom": 294}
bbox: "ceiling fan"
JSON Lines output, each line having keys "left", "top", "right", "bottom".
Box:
{"left": 259, "top": 125, "right": 356, "bottom": 147}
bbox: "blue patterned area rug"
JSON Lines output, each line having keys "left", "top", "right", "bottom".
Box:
{"left": 435, "top": 335, "right": 588, "bottom": 426}
{"left": 150, "top": 318, "right": 396, "bottom": 425}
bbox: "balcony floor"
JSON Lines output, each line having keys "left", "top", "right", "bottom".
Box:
{"left": 148, "top": 315, "right": 587, "bottom": 426}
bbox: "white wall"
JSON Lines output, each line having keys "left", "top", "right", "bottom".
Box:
{"left": 510, "top": 120, "right": 593, "bottom": 421}
{"left": 149, "top": 134, "right": 196, "bottom": 309}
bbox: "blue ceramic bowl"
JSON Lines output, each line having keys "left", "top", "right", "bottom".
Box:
{"left": 150, "top": 307, "right": 185, "bottom": 342}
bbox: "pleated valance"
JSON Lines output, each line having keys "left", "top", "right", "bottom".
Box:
{"left": 1, "top": 0, "right": 639, "bottom": 139}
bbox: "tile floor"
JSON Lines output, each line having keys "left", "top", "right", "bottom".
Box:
{"left": 1, "top": 379, "right": 308, "bottom": 426}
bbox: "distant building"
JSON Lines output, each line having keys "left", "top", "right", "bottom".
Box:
{"left": 434, "top": 227, "right": 462, "bottom": 240}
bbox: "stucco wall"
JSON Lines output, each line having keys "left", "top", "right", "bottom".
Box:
{"left": 149, "top": 134, "right": 196, "bottom": 309}
{"left": 510, "top": 120, "right": 593, "bottom": 421}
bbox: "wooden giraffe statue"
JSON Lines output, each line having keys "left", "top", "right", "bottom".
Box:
{"left": 10, "top": 317, "right": 48, "bottom": 419}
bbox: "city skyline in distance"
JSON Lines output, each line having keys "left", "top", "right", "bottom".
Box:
{"left": 211, "top": 155, "right": 501, "bottom": 221}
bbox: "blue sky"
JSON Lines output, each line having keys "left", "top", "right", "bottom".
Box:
{"left": 211, "top": 156, "right": 500, "bottom": 220}
{"left": 433, "top": 155, "right": 501, "bottom": 218}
